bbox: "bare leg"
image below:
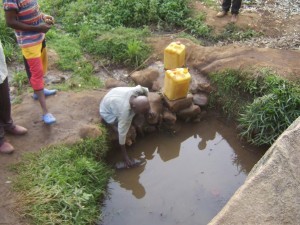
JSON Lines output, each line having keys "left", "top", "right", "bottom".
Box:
{"left": 35, "top": 89, "right": 48, "bottom": 114}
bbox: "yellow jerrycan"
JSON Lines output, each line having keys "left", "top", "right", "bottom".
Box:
{"left": 164, "top": 42, "right": 186, "bottom": 70}
{"left": 163, "top": 68, "right": 191, "bottom": 101}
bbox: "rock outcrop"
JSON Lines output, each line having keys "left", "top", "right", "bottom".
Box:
{"left": 209, "top": 116, "right": 300, "bottom": 225}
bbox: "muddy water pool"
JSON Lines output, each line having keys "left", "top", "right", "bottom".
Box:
{"left": 100, "top": 114, "right": 265, "bottom": 225}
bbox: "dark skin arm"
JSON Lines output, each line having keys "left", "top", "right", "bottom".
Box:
{"left": 4, "top": 10, "right": 52, "bottom": 33}
{"left": 120, "top": 144, "right": 134, "bottom": 168}
{"left": 109, "top": 123, "right": 134, "bottom": 168}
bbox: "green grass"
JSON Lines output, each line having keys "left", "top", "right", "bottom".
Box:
{"left": 13, "top": 130, "right": 113, "bottom": 225}
{"left": 79, "top": 26, "right": 151, "bottom": 68}
{"left": 0, "top": 8, "right": 19, "bottom": 61}
{"left": 209, "top": 68, "right": 300, "bottom": 146}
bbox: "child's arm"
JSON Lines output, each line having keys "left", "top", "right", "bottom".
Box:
{"left": 4, "top": 10, "right": 52, "bottom": 33}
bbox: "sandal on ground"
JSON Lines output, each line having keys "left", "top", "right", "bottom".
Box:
{"left": 32, "top": 88, "right": 57, "bottom": 100}
{"left": 42, "top": 113, "right": 56, "bottom": 125}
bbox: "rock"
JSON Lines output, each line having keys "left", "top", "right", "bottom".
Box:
{"left": 177, "top": 104, "right": 201, "bottom": 120}
{"left": 209, "top": 117, "right": 300, "bottom": 225}
{"left": 189, "top": 81, "right": 199, "bottom": 94}
{"left": 79, "top": 124, "right": 102, "bottom": 139}
{"left": 162, "top": 109, "right": 177, "bottom": 125}
{"left": 131, "top": 68, "right": 160, "bottom": 89}
{"left": 151, "top": 80, "right": 162, "bottom": 92}
{"left": 105, "top": 78, "right": 128, "bottom": 89}
{"left": 163, "top": 94, "right": 193, "bottom": 113}
{"left": 197, "top": 82, "right": 212, "bottom": 93}
{"left": 193, "top": 92, "right": 209, "bottom": 106}
{"left": 144, "top": 125, "right": 157, "bottom": 133}
{"left": 147, "top": 92, "right": 163, "bottom": 125}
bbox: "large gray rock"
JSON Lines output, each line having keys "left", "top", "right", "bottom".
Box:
{"left": 209, "top": 116, "right": 300, "bottom": 225}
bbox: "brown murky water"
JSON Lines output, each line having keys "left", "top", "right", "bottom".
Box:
{"left": 100, "top": 114, "right": 265, "bottom": 225}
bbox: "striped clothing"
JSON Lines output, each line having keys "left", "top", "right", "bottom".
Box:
{"left": 3, "top": 0, "right": 45, "bottom": 47}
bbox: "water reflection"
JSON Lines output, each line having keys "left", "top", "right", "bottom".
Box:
{"left": 101, "top": 115, "right": 265, "bottom": 225}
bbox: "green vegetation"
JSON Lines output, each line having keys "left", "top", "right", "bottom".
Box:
{"left": 184, "top": 13, "right": 212, "bottom": 38}
{"left": 0, "top": 9, "right": 18, "bottom": 61}
{"left": 13, "top": 131, "right": 113, "bottom": 225}
{"left": 79, "top": 26, "right": 151, "bottom": 68}
{"left": 216, "top": 23, "right": 261, "bottom": 41}
{"left": 12, "top": 71, "right": 29, "bottom": 94}
{"left": 209, "top": 68, "right": 300, "bottom": 146}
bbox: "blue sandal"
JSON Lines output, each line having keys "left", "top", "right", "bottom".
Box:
{"left": 32, "top": 89, "right": 57, "bottom": 100}
{"left": 42, "top": 113, "right": 56, "bottom": 125}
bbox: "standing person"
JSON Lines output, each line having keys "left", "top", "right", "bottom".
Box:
{"left": 3, "top": 0, "right": 57, "bottom": 124}
{"left": 100, "top": 85, "right": 152, "bottom": 168}
{"left": 0, "top": 40, "right": 27, "bottom": 154}
{"left": 216, "top": 0, "right": 242, "bottom": 23}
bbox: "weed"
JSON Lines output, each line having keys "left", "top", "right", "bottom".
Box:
{"left": 184, "top": 13, "right": 212, "bottom": 38}
{"left": 12, "top": 71, "right": 29, "bottom": 93}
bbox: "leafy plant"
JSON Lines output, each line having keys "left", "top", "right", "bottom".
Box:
{"left": 184, "top": 13, "right": 212, "bottom": 38}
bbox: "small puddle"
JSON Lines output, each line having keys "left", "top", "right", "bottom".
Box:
{"left": 100, "top": 114, "right": 265, "bottom": 225}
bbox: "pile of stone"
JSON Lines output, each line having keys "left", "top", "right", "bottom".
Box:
{"left": 104, "top": 67, "right": 211, "bottom": 145}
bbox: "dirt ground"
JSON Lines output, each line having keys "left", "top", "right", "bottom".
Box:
{"left": 1, "top": 2, "right": 300, "bottom": 224}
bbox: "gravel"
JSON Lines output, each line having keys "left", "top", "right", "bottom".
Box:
{"left": 216, "top": 0, "right": 300, "bottom": 50}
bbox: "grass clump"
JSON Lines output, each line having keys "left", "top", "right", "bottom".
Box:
{"left": 0, "top": 8, "right": 18, "bottom": 61}
{"left": 13, "top": 131, "right": 113, "bottom": 225}
{"left": 184, "top": 13, "right": 212, "bottom": 38}
{"left": 79, "top": 26, "right": 151, "bottom": 68}
{"left": 209, "top": 68, "right": 300, "bottom": 146}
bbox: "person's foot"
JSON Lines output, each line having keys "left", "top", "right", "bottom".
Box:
{"left": 42, "top": 113, "right": 56, "bottom": 125}
{"left": 231, "top": 14, "right": 238, "bottom": 23}
{"left": 216, "top": 11, "right": 227, "bottom": 17}
{"left": 5, "top": 125, "right": 28, "bottom": 135}
{"left": 0, "top": 142, "right": 14, "bottom": 154}
{"left": 32, "top": 88, "right": 57, "bottom": 100}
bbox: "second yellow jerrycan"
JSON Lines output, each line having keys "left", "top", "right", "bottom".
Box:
{"left": 163, "top": 68, "right": 191, "bottom": 101}
{"left": 164, "top": 41, "right": 186, "bottom": 70}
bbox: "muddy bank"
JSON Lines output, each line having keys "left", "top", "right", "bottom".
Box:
{"left": 149, "top": 37, "right": 300, "bottom": 82}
